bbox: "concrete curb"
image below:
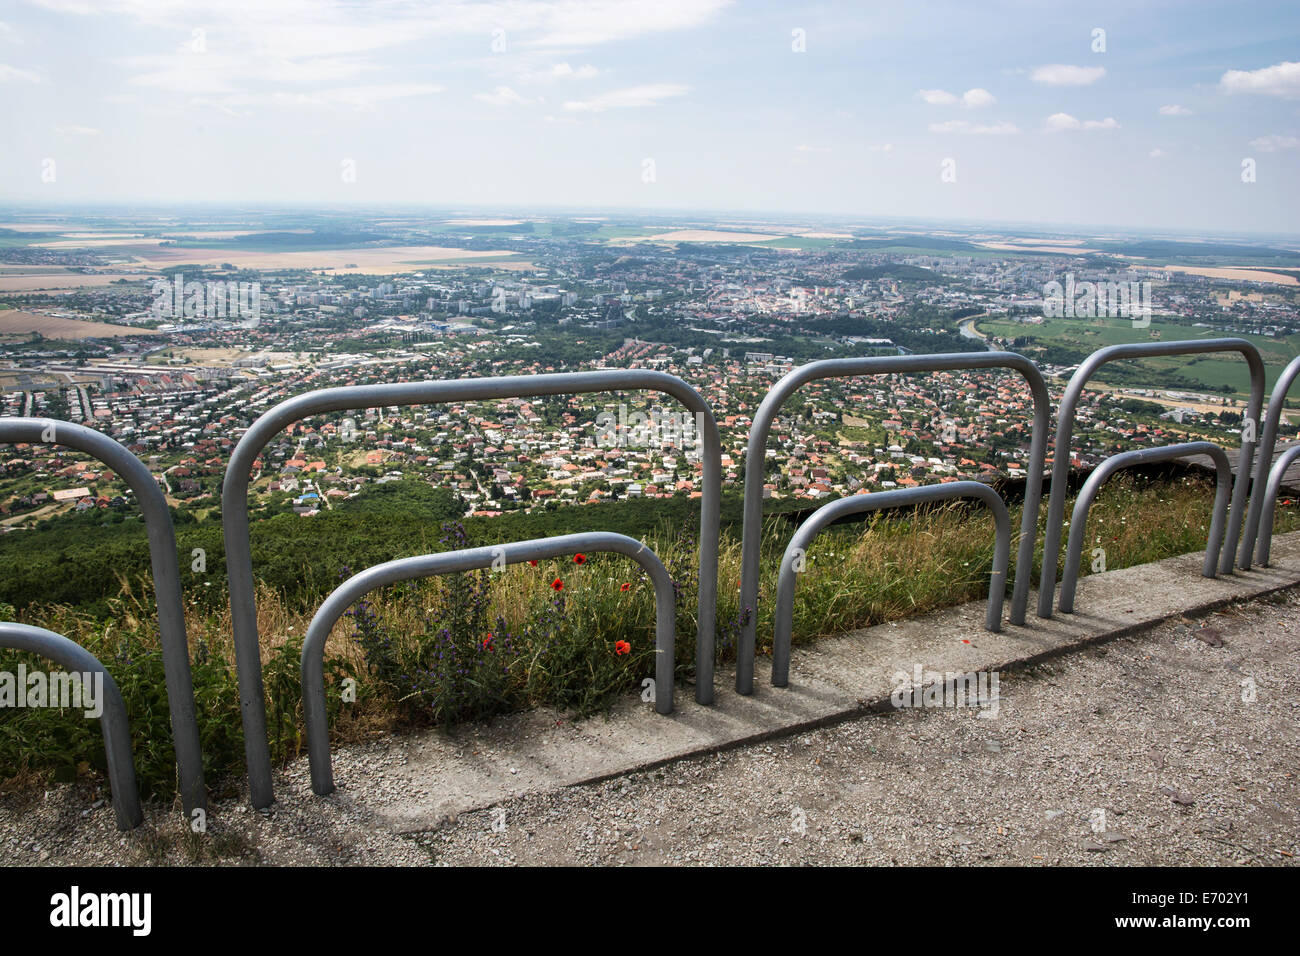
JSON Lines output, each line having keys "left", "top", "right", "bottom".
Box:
{"left": 312, "top": 531, "right": 1300, "bottom": 834}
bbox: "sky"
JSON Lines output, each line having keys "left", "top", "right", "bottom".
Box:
{"left": 1, "top": 0, "right": 1299, "bottom": 236}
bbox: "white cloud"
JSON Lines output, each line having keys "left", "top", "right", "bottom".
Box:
{"left": 189, "top": 97, "right": 251, "bottom": 117}
{"left": 563, "top": 83, "right": 688, "bottom": 112}
{"left": 918, "top": 88, "right": 958, "bottom": 105}
{"left": 475, "top": 85, "right": 534, "bottom": 107}
{"left": 0, "top": 63, "right": 38, "bottom": 83}
{"left": 551, "top": 62, "right": 598, "bottom": 79}
{"left": 119, "top": 49, "right": 375, "bottom": 95}
{"left": 961, "top": 87, "right": 995, "bottom": 108}
{"left": 1149, "top": 148, "right": 1165, "bottom": 158}
{"left": 1158, "top": 104, "right": 1192, "bottom": 116}
{"left": 1249, "top": 134, "right": 1300, "bottom": 152}
{"left": 28, "top": 0, "right": 734, "bottom": 53}
{"left": 917, "top": 87, "right": 995, "bottom": 108}
{"left": 794, "top": 144, "right": 831, "bottom": 153}
{"left": 1045, "top": 112, "right": 1119, "bottom": 131}
{"left": 930, "top": 119, "right": 1018, "bottom": 135}
{"left": 1221, "top": 61, "right": 1300, "bottom": 97}
{"left": 34, "top": 0, "right": 725, "bottom": 114}
{"left": 193, "top": 83, "right": 444, "bottom": 113}
{"left": 1031, "top": 64, "right": 1106, "bottom": 86}
{"left": 54, "top": 124, "right": 100, "bottom": 135}
{"left": 519, "top": 61, "right": 600, "bottom": 85}
{"left": 867, "top": 143, "right": 894, "bottom": 152}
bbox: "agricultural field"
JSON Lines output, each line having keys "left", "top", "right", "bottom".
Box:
{"left": 0, "top": 271, "right": 148, "bottom": 293}
{"left": 976, "top": 314, "right": 1300, "bottom": 396}
{"left": 82, "top": 242, "right": 531, "bottom": 274}
{"left": 144, "top": 347, "right": 298, "bottom": 367}
{"left": 1160, "top": 264, "right": 1299, "bottom": 286}
{"left": 0, "top": 309, "right": 147, "bottom": 340}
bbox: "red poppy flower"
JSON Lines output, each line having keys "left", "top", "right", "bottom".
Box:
{"left": 551, "top": 578, "right": 564, "bottom": 591}
{"left": 482, "top": 634, "right": 494, "bottom": 649}
{"left": 614, "top": 640, "right": 631, "bottom": 656}
{"left": 573, "top": 553, "right": 586, "bottom": 564}
{"left": 620, "top": 582, "right": 632, "bottom": 592}
{"left": 528, "top": 559, "right": 538, "bottom": 567}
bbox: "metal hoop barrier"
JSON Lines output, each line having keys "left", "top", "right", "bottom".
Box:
{"left": 771, "top": 481, "right": 1011, "bottom": 688}
{"left": 302, "top": 531, "right": 675, "bottom": 797}
{"left": 1058, "top": 442, "right": 1232, "bottom": 614}
{"left": 0, "top": 417, "right": 205, "bottom": 816}
{"left": 737, "top": 352, "right": 1049, "bottom": 695}
{"left": 1254, "top": 443, "right": 1300, "bottom": 567}
{"left": 1038, "top": 339, "right": 1264, "bottom": 618}
{"left": 225, "top": 372, "right": 719, "bottom": 808}
{"left": 0, "top": 622, "right": 141, "bottom": 830}
{"left": 1244, "top": 354, "right": 1300, "bottom": 566}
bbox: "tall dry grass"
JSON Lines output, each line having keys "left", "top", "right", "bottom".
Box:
{"left": 2, "top": 474, "right": 1295, "bottom": 799}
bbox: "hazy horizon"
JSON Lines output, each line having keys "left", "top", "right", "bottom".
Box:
{"left": 3, "top": 201, "right": 1299, "bottom": 246}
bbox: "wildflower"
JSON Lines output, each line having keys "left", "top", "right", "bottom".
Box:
{"left": 615, "top": 640, "right": 631, "bottom": 656}
{"left": 620, "top": 582, "right": 632, "bottom": 592}
{"left": 483, "top": 633, "right": 494, "bottom": 649}
{"left": 528, "top": 559, "right": 538, "bottom": 567}
{"left": 573, "top": 553, "right": 586, "bottom": 564}
{"left": 552, "top": 578, "right": 564, "bottom": 591}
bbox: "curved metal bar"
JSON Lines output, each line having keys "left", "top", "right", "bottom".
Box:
{"left": 771, "top": 482, "right": 1010, "bottom": 687}
{"left": 224, "top": 371, "right": 720, "bottom": 808}
{"left": 1058, "top": 442, "right": 1231, "bottom": 613}
{"left": 1039, "top": 338, "right": 1264, "bottom": 617}
{"left": 0, "top": 622, "right": 142, "bottom": 830}
{"left": 1255, "top": 443, "right": 1300, "bottom": 567}
{"left": 1245, "top": 354, "right": 1300, "bottom": 566}
{"left": 302, "top": 531, "right": 675, "bottom": 797}
{"left": 737, "top": 352, "right": 1048, "bottom": 694}
{"left": 0, "top": 417, "right": 205, "bottom": 816}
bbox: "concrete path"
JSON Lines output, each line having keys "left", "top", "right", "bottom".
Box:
{"left": 346, "top": 530, "right": 1300, "bottom": 833}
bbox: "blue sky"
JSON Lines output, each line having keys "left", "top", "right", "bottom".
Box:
{"left": 1, "top": 0, "right": 1298, "bottom": 235}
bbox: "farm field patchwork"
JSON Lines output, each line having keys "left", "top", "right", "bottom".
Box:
{"left": 0, "top": 310, "right": 147, "bottom": 339}
{"left": 977, "top": 315, "right": 1300, "bottom": 396}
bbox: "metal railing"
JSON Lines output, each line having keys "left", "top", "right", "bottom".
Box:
{"left": 223, "top": 371, "right": 720, "bottom": 808}
{"left": 736, "top": 352, "right": 1049, "bottom": 694}
{"left": 3, "top": 345, "right": 1287, "bottom": 812}
{"left": 0, "top": 417, "right": 206, "bottom": 816}
{"left": 0, "top": 622, "right": 141, "bottom": 830}
{"left": 770, "top": 482, "right": 1010, "bottom": 687}
{"left": 1057, "top": 442, "right": 1232, "bottom": 613}
{"left": 1039, "top": 339, "right": 1264, "bottom": 617}
{"left": 301, "top": 532, "right": 675, "bottom": 798}
{"left": 1254, "top": 443, "right": 1300, "bottom": 567}
{"left": 1243, "top": 354, "right": 1300, "bottom": 566}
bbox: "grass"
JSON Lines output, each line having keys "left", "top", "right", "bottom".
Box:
{"left": 1, "top": 473, "right": 1296, "bottom": 805}
{"left": 979, "top": 315, "right": 1300, "bottom": 397}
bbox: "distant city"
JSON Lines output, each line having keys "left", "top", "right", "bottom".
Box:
{"left": 0, "top": 209, "right": 1295, "bottom": 530}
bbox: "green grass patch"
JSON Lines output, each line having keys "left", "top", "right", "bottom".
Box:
{"left": 1, "top": 474, "right": 1295, "bottom": 804}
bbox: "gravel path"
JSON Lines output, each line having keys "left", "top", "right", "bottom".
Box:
{"left": 3, "top": 591, "right": 1298, "bottom": 866}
